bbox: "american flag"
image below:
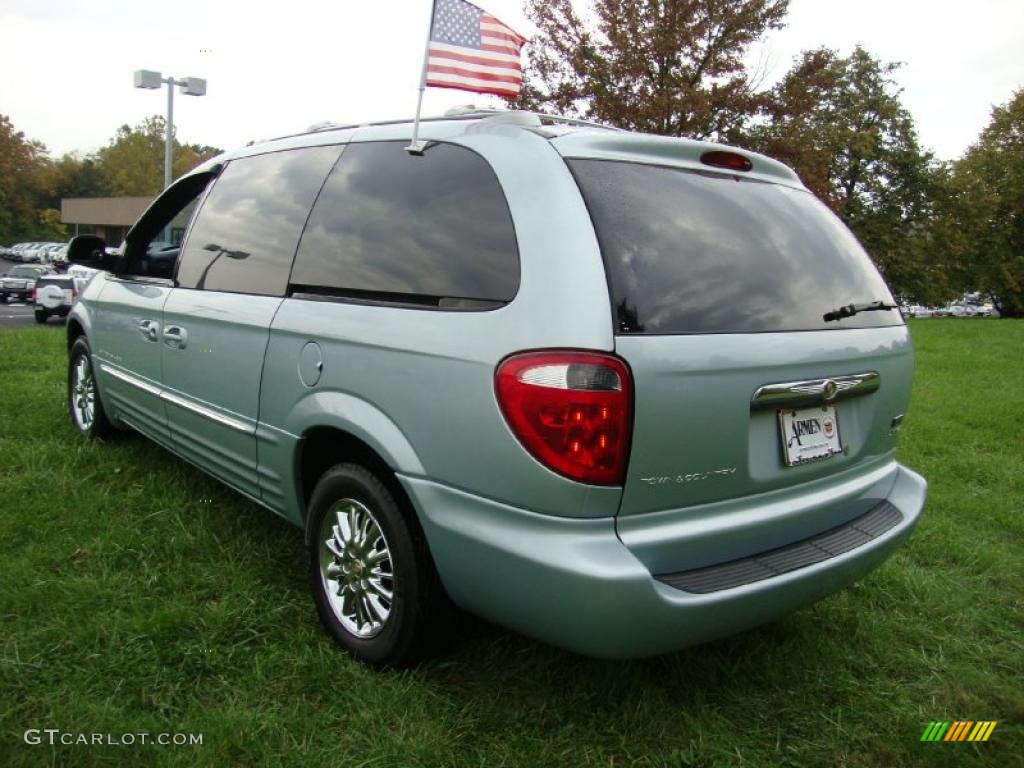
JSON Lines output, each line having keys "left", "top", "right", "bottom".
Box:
{"left": 425, "top": 0, "right": 527, "bottom": 98}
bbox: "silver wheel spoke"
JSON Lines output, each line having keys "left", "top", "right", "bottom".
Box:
{"left": 325, "top": 535, "right": 344, "bottom": 560}
{"left": 367, "top": 578, "right": 393, "bottom": 602}
{"left": 361, "top": 593, "right": 382, "bottom": 625}
{"left": 366, "top": 544, "right": 388, "bottom": 563}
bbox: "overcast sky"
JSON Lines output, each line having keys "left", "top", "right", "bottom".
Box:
{"left": 1, "top": 0, "right": 1021, "bottom": 162}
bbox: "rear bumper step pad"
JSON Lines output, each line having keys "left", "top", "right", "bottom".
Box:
{"left": 655, "top": 501, "right": 903, "bottom": 594}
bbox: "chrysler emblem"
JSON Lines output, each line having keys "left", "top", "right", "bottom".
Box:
{"left": 822, "top": 379, "right": 838, "bottom": 402}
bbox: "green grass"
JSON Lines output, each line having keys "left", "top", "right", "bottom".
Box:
{"left": 1, "top": 320, "right": 1021, "bottom": 767}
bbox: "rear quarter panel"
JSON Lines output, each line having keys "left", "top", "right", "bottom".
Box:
{"left": 257, "top": 126, "right": 624, "bottom": 527}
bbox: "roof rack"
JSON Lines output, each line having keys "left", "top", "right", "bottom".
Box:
{"left": 268, "top": 109, "right": 619, "bottom": 144}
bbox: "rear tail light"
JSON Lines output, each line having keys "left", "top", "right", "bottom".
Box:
{"left": 495, "top": 351, "right": 633, "bottom": 485}
{"left": 31, "top": 287, "right": 37, "bottom": 303}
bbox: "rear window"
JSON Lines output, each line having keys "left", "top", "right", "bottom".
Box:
{"left": 568, "top": 159, "right": 901, "bottom": 334}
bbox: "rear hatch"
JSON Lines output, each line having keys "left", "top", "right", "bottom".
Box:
{"left": 557, "top": 137, "right": 913, "bottom": 570}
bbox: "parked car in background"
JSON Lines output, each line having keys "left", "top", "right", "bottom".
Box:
{"left": 41, "top": 243, "right": 67, "bottom": 264}
{"left": 905, "top": 304, "right": 932, "bottom": 318}
{"left": 0, "top": 264, "right": 48, "bottom": 303}
{"left": 33, "top": 273, "right": 76, "bottom": 323}
{"left": 67, "top": 263, "right": 100, "bottom": 295}
{"left": 9, "top": 243, "right": 30, "bottom": 261}
{"left": 948, "top": 303, "right": 969, "bottom": 318}
{"left": 18, "top": 243, "right": 43, "bottom": 263}
{"left": 63, "top": 109, "right": 927, "bottom": 666}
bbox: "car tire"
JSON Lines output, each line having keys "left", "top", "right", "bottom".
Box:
{"left": 0, "top": 295, "right": 6, "bottom": 304}
{"left": 34, "top": 309, "right": 48, "bottom": 323}
{"left": 308, "top": 463, "right": 447, "bottom": 667}
{"left": 68, "top": 336, "right": 113, "bottom": 439}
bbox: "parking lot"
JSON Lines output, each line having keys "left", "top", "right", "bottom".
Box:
{"left": 0, "top": 256, "right": 70, "bottom": 329}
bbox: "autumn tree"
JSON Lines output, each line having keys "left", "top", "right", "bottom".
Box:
{"left": 751, "top": 47, "right": 946, "bottom": 302}
{"left": 96, "top": 116, "right": 220, "bottom": 196}
{"left": 512, "top": 0, "right": 788, "bottom": 141}
{"left": 0, "top": 114, "right": 54, "bottom": 243}
{"left": 945, "top": 90, "right": 1024, "bottom": 316}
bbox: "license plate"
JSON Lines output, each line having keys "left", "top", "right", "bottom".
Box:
{"left": 778, "top": 405, "right": 843, "bottom": 466}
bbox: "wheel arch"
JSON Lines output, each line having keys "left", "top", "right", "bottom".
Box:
{"left": 67, "top": 317, "right": 86, "bottom": 349}
{"left": 296, "top": 425, "right": 422, "bottom": 548}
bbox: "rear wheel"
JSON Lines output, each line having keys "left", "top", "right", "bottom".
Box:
{"left": 34, "top": 309, "right": 48, "bottom": 324}
{"left": 308, "top": 463, "right": 446, "bottom": 666}
{"left": 68, "top": 336, "right": 112, "bottom": 439}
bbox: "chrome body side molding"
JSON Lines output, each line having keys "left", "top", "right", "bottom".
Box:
{"left": 98, "top": 363, "right": 254, "bottom": 434}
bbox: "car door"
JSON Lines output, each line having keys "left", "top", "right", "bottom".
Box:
{"left": 160, "top": 145, "right": 341, "bottom": 499}
{"left": 91, "top": 172, "right": 216, "bottom": 448}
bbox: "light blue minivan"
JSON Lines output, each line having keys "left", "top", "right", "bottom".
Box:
{"left": 65, "top": 110, "right": 927, "bottom": 665}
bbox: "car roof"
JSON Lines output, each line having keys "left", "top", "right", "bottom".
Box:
{"left": 187, "top": 109, "right": 805, "bottom": 191}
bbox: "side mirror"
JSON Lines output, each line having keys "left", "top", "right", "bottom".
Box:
{"left": 67, "top": 235, "right": 121, "bottom": 271}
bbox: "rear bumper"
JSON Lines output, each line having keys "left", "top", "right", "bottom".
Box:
{"left": 401, "top": 461, "right": 926, "bottom": 658}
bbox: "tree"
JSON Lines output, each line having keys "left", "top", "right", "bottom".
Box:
{"left": 751, "top": 47, "right": 947, "bottom": 302}
{"left": 0, "top": 114, "right": 51, "bottom": 243}
{"left": 47, "top": 154, "right": 110, "bottom": 201}
{"left": 511, "top": 0, "right": 788, "bottom": 141}
{"left": 948, "top": 90, "right": 1024, "bottom": 316}
{"left": 96, "top": 116, "right": 220, "bottom": 196}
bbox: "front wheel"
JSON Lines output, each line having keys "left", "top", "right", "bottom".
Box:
{"left": 68, "top": 336, "right": 112, "bottom": 439}
{"left": 308, "top": 463, "right": 447, "bottom": 666}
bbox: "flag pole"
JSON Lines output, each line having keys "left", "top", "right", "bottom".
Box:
{"left": 406, "top": 0, "right": 438, "bottom": 155}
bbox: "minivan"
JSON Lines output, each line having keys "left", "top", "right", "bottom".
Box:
{"left": 65, "top": 110, "right": 927, "bottom": 666}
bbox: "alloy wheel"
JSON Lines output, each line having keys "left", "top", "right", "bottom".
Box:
{"left": 319, "top": 498, "right": 395, "bottom": 638}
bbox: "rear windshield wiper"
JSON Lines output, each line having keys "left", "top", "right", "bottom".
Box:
{"left": 823, "top": 300, "right": 898, "bottom": 323}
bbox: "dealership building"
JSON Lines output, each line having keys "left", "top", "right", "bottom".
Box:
{"left": 60, "top": 195, "right": 192, "bottom": 248}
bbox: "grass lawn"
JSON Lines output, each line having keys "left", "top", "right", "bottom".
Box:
{"left": 1, "top": 319, "right": 1021, "bottom": 767}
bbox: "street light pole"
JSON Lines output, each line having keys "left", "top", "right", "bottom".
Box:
{"left": 133, "top": 70, "right": 207, "bottom": 191}
{"left": 164, "top": 77, "right": 175, "bottom": 191}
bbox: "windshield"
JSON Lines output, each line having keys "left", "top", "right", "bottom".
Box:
{"left": 9, "top": 267, "right": 42, "bottom": 278}
{"left": 568, "top": 159, "right": 902, "bottom": 334}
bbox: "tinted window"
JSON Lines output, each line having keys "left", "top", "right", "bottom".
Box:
{"left": 291, "top": 141, "right": 518, "bottom": 304}
{"left": 177, "top": 147, "right": 340, "bottom": 295}
{"left": 122, "top": 172, "right": 216, "bottom": 280}
{"left": 568, "top": 160, "right": 902, "bottom": 334}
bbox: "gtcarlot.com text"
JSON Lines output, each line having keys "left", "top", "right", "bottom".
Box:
{"left": 24, "top": 729, "right": 202, "bottom": 746}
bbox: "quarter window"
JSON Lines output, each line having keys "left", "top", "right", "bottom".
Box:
{"left": 176, "top": 146, "right": 341, "bottom": 296}
{"left": 291, "top": 141, "right": 519, "bottom": 305}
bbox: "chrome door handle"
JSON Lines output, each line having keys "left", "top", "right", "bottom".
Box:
{"left": 138, "top": 319, "right": 160, "bottom": 342}
{"left": 163, "top": 325, "right": 188, "bottom": 349}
